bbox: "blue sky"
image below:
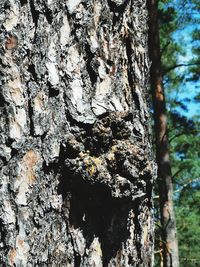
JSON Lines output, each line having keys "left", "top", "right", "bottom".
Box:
{"left": 170, "top": 11, "right": 200, "bottom": 118}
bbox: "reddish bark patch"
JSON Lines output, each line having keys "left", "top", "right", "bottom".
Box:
{"left": 22, "top": 150, "right": 39, "bottom": 183}
{"left": 8, "top": 248, "right": 17, "bottom": 266}
{"left": 5, "top": 36, "right": 18, "bottom": 50}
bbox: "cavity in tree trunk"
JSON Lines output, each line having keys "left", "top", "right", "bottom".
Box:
{"left": 0, "top": 0, "right": 156, "bottom": 266}
{"left": 147, "top": 0, "right": 179, "bottom": 266}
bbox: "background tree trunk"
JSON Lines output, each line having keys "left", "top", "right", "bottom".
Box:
{"left": 0, "top": 0, "right": 156, "bottom": 266}
{"left": 147, "top": 1, "right": 179, "bottom": 267}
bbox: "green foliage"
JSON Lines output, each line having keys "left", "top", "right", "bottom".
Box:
{"left": 169, "top": 114, "right": 200, "bottom": 264}
{"left": 189, "top": 29, "right": 200, "bottom": 82}
{"left": 176, "top": 189, "right": 200, "bottom": 267}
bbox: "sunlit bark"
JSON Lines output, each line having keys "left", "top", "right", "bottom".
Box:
{"left": 0, "top": 1, "right": 155, "bottom": 266}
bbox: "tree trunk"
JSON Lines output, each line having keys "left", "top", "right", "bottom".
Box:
{"left": 147, "top": 1, "right": 179, "bottom": 267}
{"left": 0, "top": 1, "right": 156, "bottom": 266}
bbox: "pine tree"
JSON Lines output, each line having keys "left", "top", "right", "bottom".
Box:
{"left": 148, "top": 0, "right": 179, "bottom": 266}
{"left": 0, "top": 1, "right": 156, "bottom": 266}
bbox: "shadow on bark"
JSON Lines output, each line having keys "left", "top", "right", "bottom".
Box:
{"left": 58, "top": 166, "right": 133, "bottom": 266}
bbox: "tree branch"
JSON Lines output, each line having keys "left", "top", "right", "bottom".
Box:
{"left": 160, "top": 41, "right": 170, "bottom": 56}
{"left": 162, "top": 62, "right": 200, "bottom": 76}
{"left": 169, "top": 130, "right": 197, "bottom": 143}
{"left": 172, "top": 167, "right": 186, "bottom": 181}
{"left": 180, "top": 257, "right": 200, "bottom": 262}
{"left": 174, "top": 177, "right": 200, "bottom": 194}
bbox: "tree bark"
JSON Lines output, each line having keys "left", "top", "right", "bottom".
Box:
{"left": 0, "top": 0, "right": 156, "bottom": 266}
{"left": 147, "top": 1, "right": 179, "bottom": 267}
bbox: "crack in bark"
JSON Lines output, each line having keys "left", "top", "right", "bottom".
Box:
{"left": 107, "top": 0, "right": 130, "bottom": 27}
{"left": 107, "top": 0, "right": 130, "bottom": 13}
{"left": 85, "top": 43, "right": 98, "bottom": 86}
{"left": 44, "top": 5, "right": 53, "bottom": 24}
{"left": 125, "top": 36, "right": 134, "bottom": 89}
{"left": 19, "top": 0, "right": 27, "bottom": 7}
{"left": 47, "top": 81, "right": 59, "bottom": 97}
{"left": 29, "top": 0, "right": 39, "bottom": 28}
{"left": 0, "top": 93, "right": 5, "bottom": 107}
{"left": 58, "top": 171, "right": 132, "bottom": 266}
{"left": 28, "top": 98, "right": 34, "bottom": 136}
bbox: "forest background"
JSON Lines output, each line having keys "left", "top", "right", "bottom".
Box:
{"left": 155, "top": 0, "right": 200, "bottom": 266}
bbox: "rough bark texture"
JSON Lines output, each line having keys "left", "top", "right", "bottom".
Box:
{"left": 147, "top": 1, "right": 179, "bottom": 267}
{"left": 0, "top": 0, "right": 156, "bottom": 266}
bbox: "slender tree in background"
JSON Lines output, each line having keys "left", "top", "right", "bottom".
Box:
{"left": 0, "top": 1, "right": 156, "bottom": 266}
{"left": 147, "top": 0, "right": 179, "bottom": 266}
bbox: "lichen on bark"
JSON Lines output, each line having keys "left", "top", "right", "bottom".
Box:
{"left": 0, "top": 0, "right": 156, "bottom": 266}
